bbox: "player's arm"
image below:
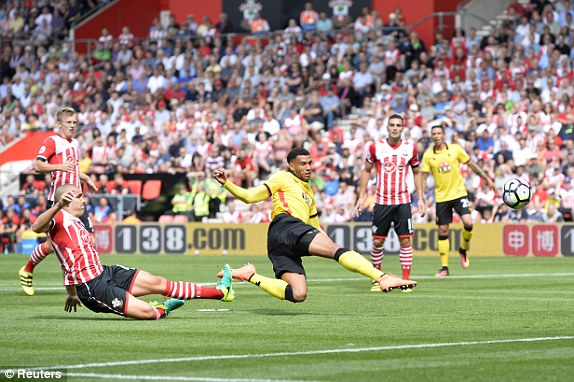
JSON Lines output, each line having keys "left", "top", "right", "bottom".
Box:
{"left": 79, "top": 171, "right": 97, "bottom": 194}
{"left": 213, "top": 168, "right": 270, "bottom": 204}
{"left": 32, "top": 190, "right": 75, "bottom": 233}
{"left": 64, "top": 285, "right": 82, "bottom": 313}
{"left": 34, "top": 158, "right": 74, "bottom": 173}
{"left": 412, "top": 166, "right": 426, "bottom": 217}
{"left": 353, "top": 160, "right": 374, "bottom": 216}
{"left": 466, "top": 159, "right": 497, "bottom": 191}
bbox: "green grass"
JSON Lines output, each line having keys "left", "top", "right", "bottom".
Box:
{"left": 1, "top": 254, "right": 573, "bottom": 381}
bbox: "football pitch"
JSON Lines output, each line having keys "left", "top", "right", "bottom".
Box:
{"left": 1, "top": 254, "right": 573, "bottom": 382}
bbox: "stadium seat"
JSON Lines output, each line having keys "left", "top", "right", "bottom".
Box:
{"left": 173, "top": 215, "right": 189, "bottom": 223}
{"left": 158, "top": 215, "right": 174, "bottom": 224}
{"left": 126, "top": 180, "right": 143, "bottom": 195}
{"left": 142, "top": 180, "right": 162, "bottom": 201}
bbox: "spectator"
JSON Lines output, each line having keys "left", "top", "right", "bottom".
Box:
{"left": 122, "top": 209, "right": 142, "bottom": 224}
{"left": 300, "top": 2, "right": 318, "bottom": 34}
{"left": 20, "top": 174, "right": 43, "bottom": 195}
{"left": 246, "top": 203, "right": 270, "bottom": 224}
{"left": 302, "top": 91, "right": 324, "bottom": 128}
{"left": 232, "top": 149, "right": 258, "bottom": 188}
{"left": 170, "top": 183, "right": 193, "bottom": 218}
{"left": 93, "top": 196, "right": 113, "bottom": 223}
{"left": 1, "top": 207, "right": 19, "bottom": 252}
{"left": 249, "top": 13, "right": 270, "bottom": 36}
{"left": 190, "top": 181, "right": 210, "bottom": 222}
{"left": 118, "top": 25, "right": 135, "bottom": 46}
{"left": 31, "top": 18, "right": 52, "bottom": 46}
{"left": 215, "top": 13, "right": 233, "bottom": 35}
{"left": 353, "top": 62, "right": 374, "bottom": 105}
{"left": 98, "top": 27, "right": 113, "bottom": 48}
{"left": 284, "top": 19, "right": 302, "bottom": 42}
{"left": 316, "top": 11, "right": 333, "bottom": 35}
{"left": 320, "top": 86, "right": 341, "bottom": 131}
{"left": 222, "top": 200, "right": 242, "bottom": 223}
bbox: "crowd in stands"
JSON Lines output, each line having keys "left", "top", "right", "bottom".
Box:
{"left": 1, "top": 0, "right": 574, "bottom": 246}
{"left": 0, "top": 0, "right": 110, "bottom": 43}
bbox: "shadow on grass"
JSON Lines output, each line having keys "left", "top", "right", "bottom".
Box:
{"left": 36, "top": 315, "right": 191, "bottom": 321}
{"left": 36, "top": 315, "right": 130, "bottom": 321}
{"left": 251, "top": 309, "right": 328, "bottom": 316}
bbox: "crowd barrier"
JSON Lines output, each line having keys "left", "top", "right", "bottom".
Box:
{"left": 90, "top": 222, "right": 574, "bottom": 257}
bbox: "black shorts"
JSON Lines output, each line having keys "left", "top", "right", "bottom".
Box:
{"left": 75, "top": 265, "right": 139, "bottom": 316}
{"left": 435, "top": 196, "right": 471, "bottom": 225}
{"left": 48, "top": 200, "right": 94, "bottom": 233}
{"left": 372, "top": 204, "right": 414, "bottom": 239}
{"left": 267, "top": 213, "right": 321, "bottom": 278}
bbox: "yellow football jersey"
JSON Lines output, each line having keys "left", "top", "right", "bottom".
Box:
{"left": 421, "top": 143, "right": 470, "bottom": 203}
{"left": 264, "top": 171, "right": 317, "bottom": 223}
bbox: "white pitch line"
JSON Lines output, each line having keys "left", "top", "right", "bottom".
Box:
{"left": 9, "top": 336, "right": 573, "bottom": 373}
{"left": 306, "top": 272, "right": 574, "bottom": 282}
{"left": 1, "top": 272, "right": 573, "bottom": 291}
{"left": 0, "top": 287, "right": 63, "bottom": 292}
{"left": 65, "top": 373, "right": 316, "bottom": 382}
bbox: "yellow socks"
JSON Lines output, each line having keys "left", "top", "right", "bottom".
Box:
{"left": 461, "top": 227, "right": 472, "bottom": 251}
{"left": 438, "top": 237, "right": 450, "bottom": 268}
{"left": 250, "top": 274, "right": 289, "bottom": 300}
{"left": 338, "top": 251, "right": 383, "bottom": 280}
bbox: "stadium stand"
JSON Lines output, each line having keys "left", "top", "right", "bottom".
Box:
{"left": 1, "top": 0, "right": 574, "bottom": 252}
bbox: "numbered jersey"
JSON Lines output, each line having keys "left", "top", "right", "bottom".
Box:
{"left": 366, "top": 139, "right": 419, "bottom": 205}
{"left": 37, "top": 135, "right": 82, "bottom": 202}
{"left": 48, "top": 209, "right": 103, "bottom": 285}
{"left": 421, "top": 143, "right": 470, "bottom": 203}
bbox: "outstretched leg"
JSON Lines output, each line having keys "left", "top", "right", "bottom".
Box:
{"left": 218, "top": 264, "right": 298, "bottom": 302}
{"left": 130, "top": 268, "right": 233, "bottom": 302}
{"left": 309, "top": 233, "right": 417, "bottom": 292}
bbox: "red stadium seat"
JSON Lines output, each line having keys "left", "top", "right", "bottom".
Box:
{"left": 173, "top": 215, "right": 189, "bottom": 223}
{"left": 158, "top": 215, "right": 174, "bottom": 224}
{"left": 126, "top": 180, "right": 143, "bottom": 195}
{"left": 142, "top": 180, "right": 162, "bottom": 201}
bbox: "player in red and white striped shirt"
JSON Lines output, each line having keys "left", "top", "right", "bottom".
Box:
{"left": 19, "top": 107, "right": 97, "bottom": 296}
{"left": 355, "top": 114, "right": 426, "bottom": 291}
{"left": 31, "top": 184, "right": 234, "bottom": 319}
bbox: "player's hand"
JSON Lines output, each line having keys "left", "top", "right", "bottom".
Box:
{"left": 85, "top": 179, "right": 97, "bottom": 196}
{"left": 64, "top": 295, "right": 82, "bottom": 313}
{"left": 57, "top": 190, "right": 76, "bottom": 209}
{"left": 353, "top": 200, "right": 364, "bottom": 217}
{"left": 60, "top": 162, "right": 75, "bottom": 172}
{"left": 418, "top": 198, "right": 426, "bottom": 218}
{"left": 213, "top": 168, "right": 228, "bottom": 185}
{"left": 487, "top": 179, "right": 499, "bottom": 197}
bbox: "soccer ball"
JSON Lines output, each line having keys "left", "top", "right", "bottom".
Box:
{"left": 502, "top": 178, "right": 531, "bottom": 209}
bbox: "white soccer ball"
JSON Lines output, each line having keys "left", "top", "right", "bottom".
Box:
{"left": 502, "top": 178, "right": 531, "bottom": 209}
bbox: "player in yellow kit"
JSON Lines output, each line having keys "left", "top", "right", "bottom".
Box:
{"left": 421, "top": 125, "right": 496, "bottom": 276}
{"left": 213, "top": 148, "right": 417, "bottom": 302}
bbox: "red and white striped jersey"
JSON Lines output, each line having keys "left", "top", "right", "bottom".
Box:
{"left": 366, "top": 139, "right": 420, "bottom": 205}
{"left": 48, "top": 209, "right": 103, "bottom": 285}
{"left": 91, "top": 144, "right": 107, "bottom": 163}
{"left": 37, "top": 135, "right": 81, "bottom": 201}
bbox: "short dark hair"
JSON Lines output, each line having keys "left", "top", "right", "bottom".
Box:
{"left": 287, "top": 147, "right": 310, "bottom": 164}
{"left": 387, "top": 113, "right": 404, "bottom": 123}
